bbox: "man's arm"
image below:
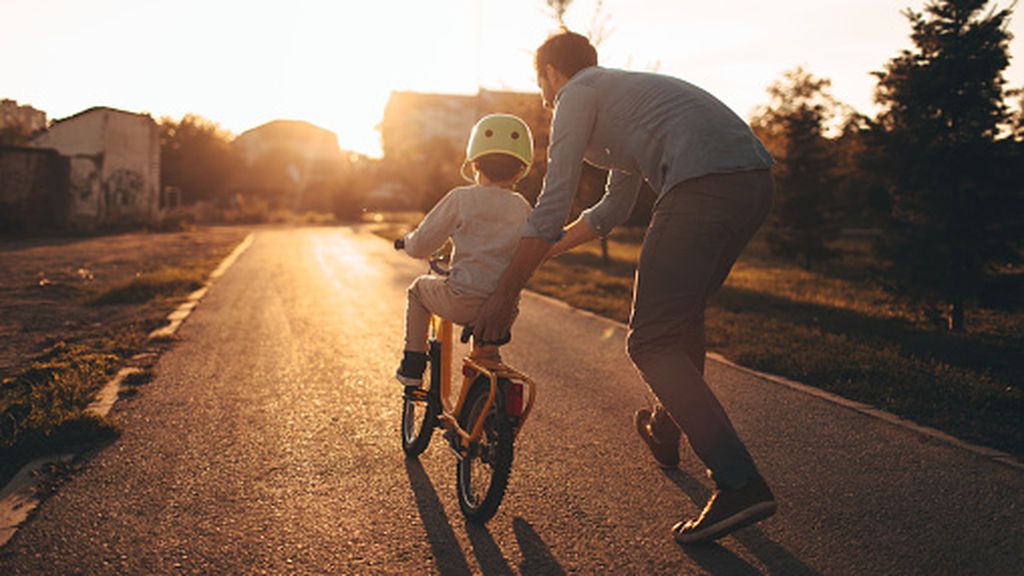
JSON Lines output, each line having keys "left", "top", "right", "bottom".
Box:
{"left": 472, "top": 236, "right": 551, "bottom": 342}
{"left": 473, "top": 82, "right": 598, "bottom": 341}
{"left": 547, "top": 215, "right": 599, "bottom": 260}
{"left": 579, "top": 170, "right": 643, "bottom": 238}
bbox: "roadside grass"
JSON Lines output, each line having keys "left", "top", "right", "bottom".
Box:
{"left": 370, "top": 212, "right": 1022, "bottom": 458}
{"left": 0, "top": 230, "right": 248, "bottom": 487}
{"left": 85, "top": 264, "right": 208, "bottom": 306}
{"left": 0, "top": 340, "right": 126, "bottom": 485}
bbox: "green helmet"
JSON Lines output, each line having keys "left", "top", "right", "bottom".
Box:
{"left": 461, "top": 114, "right": 534, "bottom": 183}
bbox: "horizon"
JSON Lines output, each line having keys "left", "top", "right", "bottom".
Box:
{"left": 3, "top": 0, "right": 1023, "bottom": 157}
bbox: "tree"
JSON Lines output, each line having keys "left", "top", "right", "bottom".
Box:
{"left": 159, "top": 114, "right": 239, "bottom": 206}
{"left": 0, "top": 120, "right": 32, "bottom": 146}
{"left": 751, "top": 67, "right": 845, "bottom": 269}
{"left": 545, "top": 0, "right": 570, "bottom": 25}
{"left": 872, "top": 0, "right": 1017, "bottom": 331}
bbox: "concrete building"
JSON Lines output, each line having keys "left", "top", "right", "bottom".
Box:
{"left": 0, "top": 146, "right": 69, "bottom": 231}
{"left": 31, "top": 107, "right": 160, "bottom": 228}
{"left": 379, "top": 89, "right": 550, "bottom": 164}
{"left": 231, "top": 120, "right": 344, "bottom": 210}
{"left": 377, "top": 89, "right": 552, "bottom": 210}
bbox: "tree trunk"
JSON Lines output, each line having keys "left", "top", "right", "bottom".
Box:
{"left": 948, "top": 165, "right": 965, "bottom": 332}
{"left": 948, "top": 298, "right": 965, "bottom": 332}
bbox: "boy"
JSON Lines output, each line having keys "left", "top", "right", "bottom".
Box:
{"left": 394, "top": 114, "right": 534, "bottom": 392}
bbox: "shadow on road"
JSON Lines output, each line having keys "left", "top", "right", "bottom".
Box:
{"left": 464, "top": 521, "right": 514, "bottom": 574}
{"left": 404, "top": 459, "right": 567, "bottom": 575}
{"left": 661, "top": 468, "right": 820, "bottom": 576}
{"left": 512, "top": 517, "right": 566, "bottom": 575}
{"left": 404, "top": 458, "right": 473, "bottom": 576}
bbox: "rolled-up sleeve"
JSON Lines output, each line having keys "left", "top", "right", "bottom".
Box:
{"left": 522, "top": 83, "right": 599, "bottom": 243}
{"left": 581, "top": 170, "right": 643, "bottom": 237}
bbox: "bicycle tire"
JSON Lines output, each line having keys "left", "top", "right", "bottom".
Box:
{"left": 401, "top": 342, "right": 439, "bottom": 457}
{"left": 456, "top": 376, "right": 515, "bottom": 523}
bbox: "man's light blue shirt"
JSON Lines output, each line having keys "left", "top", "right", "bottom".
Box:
{"left": 523, "top": 66, "right": 774, "bottom": 241}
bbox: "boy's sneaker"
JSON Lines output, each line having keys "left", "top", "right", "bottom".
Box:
{"left": 396, "top": 351, "right": 428, "bottom": 390}
{"left": 672, "top": 473, "right": 777, "bottom": 545}
{"left": 634, "top": 407, "right": 681, "bottom": 468}
{"left": 395, "top": 370, "right": 423, "bottom": 389}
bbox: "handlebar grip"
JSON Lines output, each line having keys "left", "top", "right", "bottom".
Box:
{"left": 394, "top": 238, "right": 405, "bottom": 250}
{"left": 429, "top": 258, "right": 451, "bottom": 277}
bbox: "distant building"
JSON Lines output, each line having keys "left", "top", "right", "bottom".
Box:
{"left": 0, "top": 99, "right": 47, "bottom": 136}
{"left": 379, "top": 89, "right": 550, "bottom": 164}
{"left": 231, "top": 120, "right": 344, "bottom": 209}
{"left": 377, "top": 89, "right": 552, "bottom": 210}
{"left": 234, "top": 119, "right": 341, "bottom": 168}
{"left": 0, "top": 145, "right": 69, "bottom": 231}
{"left": 31, "top": 106, "right": 160, "bottom": 228}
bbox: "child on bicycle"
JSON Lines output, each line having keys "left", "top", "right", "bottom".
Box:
{"left": 394, "top": 114, "right": 534, "bottom": 392}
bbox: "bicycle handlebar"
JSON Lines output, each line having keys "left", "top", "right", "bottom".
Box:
{"left": 396, "top": 236, "right": 452, "bottom": 277}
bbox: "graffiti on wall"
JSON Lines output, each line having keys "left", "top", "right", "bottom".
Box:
{"left": 69, "top": 156, "right": 101, "bottom": 219}
{"left": 104, "top": 169, "right": 144, "bottom": 209}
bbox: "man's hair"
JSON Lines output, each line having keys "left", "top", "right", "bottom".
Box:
{"left": 474, "top": 154, "right": 525, "bottom": 183}
{"left": 535, "top": 29, "right": 597, "bottom": 79}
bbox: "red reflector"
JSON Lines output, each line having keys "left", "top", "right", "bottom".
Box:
{"left": 505, "top": 381, "right": 524, "bottom": 417}
{"left": 462, "top": 365, "right": 476, "bottom": 378}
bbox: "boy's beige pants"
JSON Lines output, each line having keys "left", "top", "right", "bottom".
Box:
{"left": 404, "top": 275, "right": 486, "bottom": 353}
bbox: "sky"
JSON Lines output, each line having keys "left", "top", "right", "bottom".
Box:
{"left": 3, "top": 0, "right": 1023, "bottom": 157}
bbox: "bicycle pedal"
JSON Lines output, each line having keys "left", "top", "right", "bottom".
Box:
{"left": 403, "top": 386, "right": 428, "bottom": 401}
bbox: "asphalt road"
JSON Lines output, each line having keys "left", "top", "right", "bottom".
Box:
{"left": 1, "top": 227, "right": 1021, "bottom": 575}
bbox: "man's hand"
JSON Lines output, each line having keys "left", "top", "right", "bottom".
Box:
{"left": 473, "top": 289, "right": 518, "bottom": 343}
{"left": 547, "top": 216, "right": 599, "bottom": 261}
{"left": 472, "top": 236, "right": 552, "bottom": 342}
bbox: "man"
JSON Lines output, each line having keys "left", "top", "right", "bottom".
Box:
{"left": 472, "top": 30, "right": 777, "bottom": 544}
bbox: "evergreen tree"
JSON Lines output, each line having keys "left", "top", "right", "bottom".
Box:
{"left": 752, "top": 67, "right": 843, "bottom": 269}
{"left": 872, "top": 0, "right": 1016, "bottom": 331}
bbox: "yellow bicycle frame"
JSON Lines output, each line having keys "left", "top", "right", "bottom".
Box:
{"left": 428, "top": 314, "right": 537, "bottom": 453}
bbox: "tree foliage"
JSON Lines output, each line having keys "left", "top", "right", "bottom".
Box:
{"left": 159, "top": 114, "right": 239, "bottom": 205}
{"left": 752, "top": 67, "right": 846, "bottom": 269}
{"left": 871, "top": 0, "right": 1018, "bottom": 331}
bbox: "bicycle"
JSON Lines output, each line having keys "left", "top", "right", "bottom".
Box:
{"left": 394, "top": 238, "right": 538, "bottom": 523}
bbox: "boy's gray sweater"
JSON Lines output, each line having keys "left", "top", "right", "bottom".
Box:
{"left": 403, "top": 184, "right": 531, "bottom": 298}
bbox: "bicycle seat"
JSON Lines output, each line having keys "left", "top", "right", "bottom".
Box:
{"left": 460, "top": 324, "right": 511, "bottom": 346}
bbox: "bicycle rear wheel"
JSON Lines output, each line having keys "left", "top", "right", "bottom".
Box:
{"left": 456, "top": 376, "right": 514, "bottom": 523}
{"left": 401, "top": 342, "right": 439, "bottom": 457}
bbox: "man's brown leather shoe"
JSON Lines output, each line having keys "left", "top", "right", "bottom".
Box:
{"left": 634, "top": 407, "right": 681, "bottom": 468}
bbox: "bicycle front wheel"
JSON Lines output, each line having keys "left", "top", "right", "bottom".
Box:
{"left": 456, "top": 376, "right": 514, "bottom": 523}
{"left": 401, "top": 343, "right": 438, "bottom": 457}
